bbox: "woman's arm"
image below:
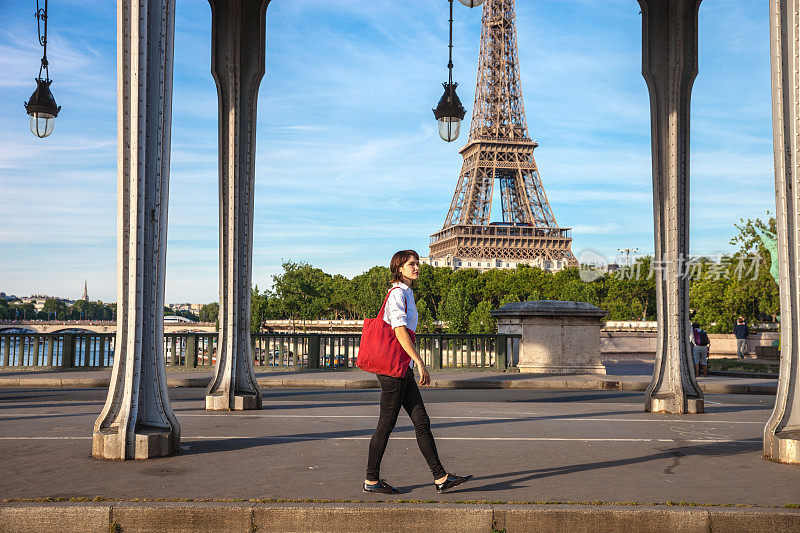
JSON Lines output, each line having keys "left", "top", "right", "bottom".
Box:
{"left": 394, "top": 325, "right": 430, "bottom": 386}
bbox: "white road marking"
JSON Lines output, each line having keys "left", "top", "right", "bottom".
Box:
{"left": 174, "top": 414, "right": 764, "bottom": 424}
{"left": 0, "top": 435, "right": 763, "bottom": 444}
{"left": 0, "top": 436, "right": 90, "bottom": 440}
{"left": 0, "top": 413, "right": 766, "bottom": 425}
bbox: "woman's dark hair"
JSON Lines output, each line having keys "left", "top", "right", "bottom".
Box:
{"left": 390, "top": 250, "right": 420, "bottom": 283}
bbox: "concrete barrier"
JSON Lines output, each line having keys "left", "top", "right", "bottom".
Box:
{"left": 2, "top": 503, "right": 799, "bottom": 533}
{"left": 601, "top": 331, "right": 780, "bottom": 359}
{"left": 0, "top": 375, "right": 779, "bottom": 394}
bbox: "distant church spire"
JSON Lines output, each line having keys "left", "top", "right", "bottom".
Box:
{"left": 82, "top": 280, "right": 88, "bottom": 301}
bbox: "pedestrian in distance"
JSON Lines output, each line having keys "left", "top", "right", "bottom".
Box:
{"left": 362, "top": 249, "right": 472, "bottom": 495}
{"left": 692, "top": 322, "right": 711, "bottom": 377}
{"left": 734, "top": 316, "right": 749, "bottom": 359}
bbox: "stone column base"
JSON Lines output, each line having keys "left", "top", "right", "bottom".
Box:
{"left": 647, "top": 394, "right": 703, "bottom": 414}
{"left": 205, "top": 392, "right": 261, "bottom": 411}
{"left": 92, "top": 426, "right": 178, "bottom": 460}
{"left": 764, "top": 431, "right": 800, "bottom": 464}
{"left": 519, "top": 363, "right": 606, "bottom": 375}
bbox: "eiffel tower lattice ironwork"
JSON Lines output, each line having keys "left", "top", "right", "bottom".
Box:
{"left": 429, "top": 0, "right": 576, "bottom": 269}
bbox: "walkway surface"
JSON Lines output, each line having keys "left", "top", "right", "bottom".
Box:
{"left": 2, "top": 364, "right": 797, "bottom": 531}
{"left": 1, "top": 386, "right": 797, "bottom": 503}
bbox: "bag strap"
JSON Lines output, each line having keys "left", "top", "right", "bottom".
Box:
{"left": 375, "top": 286, "right": 403, "bottom": 319}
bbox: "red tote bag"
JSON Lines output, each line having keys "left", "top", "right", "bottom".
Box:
{"left": 357, "top": 287, "right": 416, "bottom": 377}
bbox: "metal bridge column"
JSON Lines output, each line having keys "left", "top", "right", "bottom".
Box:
{"left": 639, "top": 0, "right": 704, "bottom": 414}
{"left": 92, "top": 0, "right": 180, "bottom": 459}
{"left": 204, "top": 0, "right": 270, "bottom": 411}
{"left": 764, "top": 0, "right": 800, "bottom": 464}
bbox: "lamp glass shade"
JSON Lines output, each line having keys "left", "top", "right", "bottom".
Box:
{"left": 457, "top": 0, "right": 484, "bottom": 7}
{"left": 25, "top": 78, "right": 60, "bottom": 138}
{"left": 438, "top": 117, "right": 461, "bottom": 142}
{"left": 29, "top": 112, "right": 55, "bottom": 138}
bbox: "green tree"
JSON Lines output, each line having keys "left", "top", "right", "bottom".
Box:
{"left": 416, "top": 302, "right": 438, "bottom": 333}
{"left": 467, "top": 300, "right": 496, "bottom": 334}
{"left": 414, "top": 264, "right": 452, "bottom": 320}
{"left": 350, "top": 265, "right": 392, "bottom": 319}
{"left": 440, "top": 284, "right": 470, "bottom": 333}
{"left": 40, "top": 298, "right": 68, "bottom": 319}
{"left": 730, "top": 214, "right": 777, "bottom": 255}
{"left": 602, "top": 257, "right": 656, "bottom": 320}
{"left": 687, "top": 213, "right": 779, "bottom": 332}
{"left": 10, "top": 302, "right": 36, "bottom": 320}
{"left": 329, "top": 274, "right": 357, "bottom": 320}
{"left": 251, "top": 285, "right": 269, "bottom": 333}
{"left": 271, "top": 261, "right": 333, "bottom": 329}
{"left": 68, "top": 300, "right": 113, "bottom": 320}
{"left": 199, "top": 302, "right": 219, "bottom": 323}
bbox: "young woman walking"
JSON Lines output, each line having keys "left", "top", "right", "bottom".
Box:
{"left": 363, "top": 249, "right": 472, "bottom": 494}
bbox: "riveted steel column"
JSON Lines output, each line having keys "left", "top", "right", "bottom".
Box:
{"left": 639, "top": 0, "right": 704, "bottom": 414}
{"left": 765, "top": 0, "right": 800, "bottom": 464}
{"left": 92, "top": 0, "right": 180, "bottom": 459}
{"left": 205, "top": 0, "right": 269, "bottom": 411}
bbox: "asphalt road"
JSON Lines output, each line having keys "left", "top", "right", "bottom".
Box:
{"left": 1, "top": 387, "right": 796, "bottom": 506}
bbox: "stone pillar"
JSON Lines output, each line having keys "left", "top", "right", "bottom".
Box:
{"left": 764, "top": 0, "right": 800, "bottom": 464}
{"left": 205, "top": 0, "right": 269, "bottom": 411}
{"left": 93, "top": 0, "right": 180, "bottom": 459}
{"left": 638, "top": 0, "right": 703, "bottom": 414}
{"left": 491, "top": 301, "right": 607, "bottom": 374}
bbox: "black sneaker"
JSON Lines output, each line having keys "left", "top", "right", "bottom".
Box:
{"left": 435, "top": 473, "right": 473, "bottom": 493}
{"left": 363, "top": 479, "right": 401, "bottom": 494}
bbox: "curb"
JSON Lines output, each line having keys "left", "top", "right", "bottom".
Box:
{"left": 0, "top": 376, "right": 778, "bottom": 394}
{"left": 1, "top": 503, "right": 799, "bottom": 533}
{"left": 710, "top": 370, "right": 779, "bottom": 379}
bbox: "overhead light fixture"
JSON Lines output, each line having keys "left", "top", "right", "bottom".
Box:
{"left": 25, "top": 0, "right": 60, "bottom": 138}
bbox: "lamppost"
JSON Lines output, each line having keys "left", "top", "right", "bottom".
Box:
{"left": 618, "top": 247, "right": 639, "bottom": 267}
{"left": 433, "top": 0, "right": 483, "bottom": 142}
{"left": 24, "top": 0, "right": 60, "bottom": 138}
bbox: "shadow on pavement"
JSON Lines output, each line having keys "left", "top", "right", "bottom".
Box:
{"left": 508, "top": 392, "right": 642, "bottom": 403}
{"left": 442, "top": 440, "right": 762, "bottom": 494}
{"left": 261, "top": 389, "right": 376, "bottom": 399}
{"left": 0, "top": 412, "right": 97, "bottom": 422}
{"left": 179, "top": 408, "right": 641, "bottom": 455}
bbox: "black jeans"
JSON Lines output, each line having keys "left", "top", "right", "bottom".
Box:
{"left": 365, "top": 367, "right": 447, "bottom": 482}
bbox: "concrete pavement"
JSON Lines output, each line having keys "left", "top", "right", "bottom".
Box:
{"left": 0, "top": 387, "right": 796, "bottom": 504}
{"left": 1, "top": 366, "right": 796, "bottom": 531}
{"left": 0, "top": 360, "right": 780, "bottom": 395}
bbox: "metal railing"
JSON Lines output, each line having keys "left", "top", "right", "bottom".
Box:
{"left": 0, "top": 332, "right": 520, "bottom": 371}
{"left": 0, "top": 331, "right": 115, "bottom": 368}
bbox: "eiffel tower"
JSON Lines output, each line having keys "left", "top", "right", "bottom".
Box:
{"left": 428, "top": 0, "right": 575, "bottom": 271}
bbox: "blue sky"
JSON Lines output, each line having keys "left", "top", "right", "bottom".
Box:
{"left": 0, "top": 1, "right": 775, "bottom": 303}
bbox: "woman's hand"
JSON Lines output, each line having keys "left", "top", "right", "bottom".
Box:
{"left": 418, "top": 364, "right": 430, "bottom": 386}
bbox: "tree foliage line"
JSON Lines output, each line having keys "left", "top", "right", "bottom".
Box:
{"left": 0, "top": 298, "right": 208, "bottom": 323}
{"left": 246, "top": 216, "right": 779, "bottom": 334}
{"left": 3, "top": 218, "right": 775, "bottom": 336}
{"left": 0, "top": 298, "right": 116, "bottom": 321}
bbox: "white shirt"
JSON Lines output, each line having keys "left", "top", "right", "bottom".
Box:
{"left": 383, "top": 281, "right": 418, "bottom": 369}
{"left": 383, "top": 282, "right": 418, "bottom": 333}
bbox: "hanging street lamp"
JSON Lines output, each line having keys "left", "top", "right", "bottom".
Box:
{"left": 25, "top": 0, "right": 60, "bottom": 138}
{"left": 433, "top": 0, "right": 482, "bottom": 142}
{"left": 433, "top": 82, "right": 465, "bottom": 143}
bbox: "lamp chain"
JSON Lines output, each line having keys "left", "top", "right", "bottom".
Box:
{"left": 35, "top": 0, "right": 50, "bottom": 81}
{"left": 448, "top": 0, "right": 454, "bottom": 85}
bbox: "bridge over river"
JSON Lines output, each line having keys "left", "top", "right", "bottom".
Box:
{"left": 0, "top": 321, "right": 217, "bottom": 334}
